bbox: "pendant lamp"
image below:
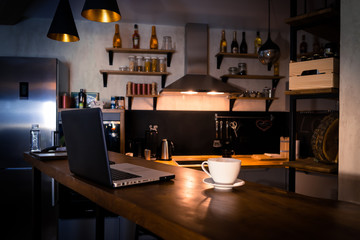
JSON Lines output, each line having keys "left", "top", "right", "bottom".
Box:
{"left": 81, "top": 0, "right": 121, "bottom": 23}
{"left": 258, "top": 0, "right": 280, "bottom": 70}
{"left": 47, "top": 0, "right": 79, "bottom": 42}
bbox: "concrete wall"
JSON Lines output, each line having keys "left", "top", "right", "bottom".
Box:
{"left": 339, "top": 0, "right": 360, "bottom": 204}
{"left": 0, "top": 16, "right": 291, "bottom": 112}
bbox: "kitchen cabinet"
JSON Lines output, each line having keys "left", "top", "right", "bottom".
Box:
{"left": 215, "top": 52, "right": 284, "bottom": 112}
{"left": 285, "top": 0, "right": 340, "bottom": 192}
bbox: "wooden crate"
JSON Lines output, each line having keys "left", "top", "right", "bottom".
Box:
{"left": 289, "top": 58, "right": 339, "bottom": 90}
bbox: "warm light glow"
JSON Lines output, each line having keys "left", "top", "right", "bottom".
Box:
{"left": 82, "top": 9, "right": 121, "bottom": 23}
{"left": 181, "top": 91, "right": 198, "bottom": 95}
{"left": 207, "top": 91, "right": 225, "bottom": 95}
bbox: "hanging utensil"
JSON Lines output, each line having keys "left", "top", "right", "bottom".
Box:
{"left": 213, "top": 120, "right": 222, "bottom": 148}
{"left": 230, "top": 121, "right": 238, "bottom": 138}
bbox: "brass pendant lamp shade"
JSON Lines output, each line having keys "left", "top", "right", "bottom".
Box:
{"left": 258, "top": 0, "right": 280, "bottom": 70}
{"left": 47, "top": 0, "right": 79, "bottom": 42}
{"left": 81, "top": 0, "right": 121, "bottom": 23}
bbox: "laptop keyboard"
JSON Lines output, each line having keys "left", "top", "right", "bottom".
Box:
{"left": 110, "top": 168, "right": 140, "bottom": 181}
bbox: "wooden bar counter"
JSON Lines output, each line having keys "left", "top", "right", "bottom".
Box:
{"left": 24, "top": 152, "right": 360, "bottom": 240}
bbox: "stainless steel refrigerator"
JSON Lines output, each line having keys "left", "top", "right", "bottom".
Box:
{"left": 0, "top": 57, "right": 68, "bottom": 240}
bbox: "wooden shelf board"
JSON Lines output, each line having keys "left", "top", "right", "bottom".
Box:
{"left": 285, "top": 7, "right": 340, "bottom": 42}
{"left": 100, "top": 70, "right": 170, "bottom": 76}
{"left": 215, "top": 52, "right": 258, "bottom": 59}
{"left": 126, "top": 95, "right": 160, "bottom": 98}
{"left": 106, "top": 48, "right": 175, "bottom": 54}
{"left": 285, "top": 88, "right": 338, "bottom": 95}
{"left": 228, "top": 97, "right": 278, "bottom": 100}
{"left": 283, "top": 158, "right": 338, "bottom": 174}
{"left": 221, "top": 74, "right": 285, "bottom": 80}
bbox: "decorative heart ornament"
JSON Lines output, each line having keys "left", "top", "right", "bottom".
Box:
{"left": 256, "top": 120, "right": 272, "bottom": 132}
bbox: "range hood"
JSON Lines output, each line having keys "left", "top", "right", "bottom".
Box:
{"left": 161, "top": 23, "right": 241, "bottom": 94}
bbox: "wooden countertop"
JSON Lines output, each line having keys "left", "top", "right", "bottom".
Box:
{"left": 24, "top": 152, "right": 360, "bottom": 240}
{"left": 156, "top": 154, "right": 288, "bottom": 168}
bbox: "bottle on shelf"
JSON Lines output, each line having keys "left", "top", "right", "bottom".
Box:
{"left": 150, "top": 26, "right": 158, "bottom": 49}
{"left": 220, "top": 30, "right": 227, "bottom": 53}
{"left": 300, "top": 35, "right": 308, "bottom": 54}
{"left": 312, "top": 36, "right": 320, "bottom": 59}
{"left": 132, "top": 24, "right": 140, "bottom": 49}
{"left": 30, "top": 124, "right": 41, "bottom": 153}
{"left": 240, "top": 31, "right": 248, "bottom": 53}
{"left": 231, "top": 31, "right": 238, "bottom": 53}
{"left": 78, "top": 89, "right": 86, "bottom": 109}
{"left": 113, "top": 24, "right": 121, "bottom": 48}
{"left": 254, "top": 31, "right": 262, "bottom": 54}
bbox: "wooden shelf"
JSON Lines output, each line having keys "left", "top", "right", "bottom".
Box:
{"left": 220, "top": 74, "right": 285, "bottom": 83}
{"left": 227, "top": 96, "right": 279, "bottom": 112}
{"left": 285, "top": 88, "right": 338, "bottom": 95}
{"left": 215, "top": 52, "right": 258, "bottom": 69}
{"left": 105, "top": 48, "right": 175, "bottom": 67}
{"left": 283, "top": 157, "right": 338, "bottom": 174}
{"left": 285, "top": 7, "right": 340, "bottom": 42}
{"left": 99, "top": 70, "right": 170, "bottom": 88}
{"left": 126, "top": 95, "right": 160, "bottom": 111}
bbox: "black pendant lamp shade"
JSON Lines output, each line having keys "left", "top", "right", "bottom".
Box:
{"left": 47, "top": 0, "right": 79, "bottom": 42}
{"left": 258, "top": 0, "right": 280, "bottom": 70}
{"left": 81, "top": 0, "right": 121, "bottom": 23}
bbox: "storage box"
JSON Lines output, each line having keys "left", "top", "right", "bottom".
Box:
{"left": 289, "top": 58, "right": 339, "bottom": 90}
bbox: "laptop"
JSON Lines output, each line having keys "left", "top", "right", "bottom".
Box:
{"left": 61, "top": 108, "right": 175, "bottom": 188}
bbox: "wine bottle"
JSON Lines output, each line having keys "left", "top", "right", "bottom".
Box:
{"left": 113, "top": 24, "right": 121, "bottom": 48}
{"left": 132, "top": 24, "right": 140, "bottom": 49}
{"left": 240, "top": 32, "right": 248, "bottom": 53}
{"left": 231, "top": 31, "right": 238, "bottom": 53}
{"left": 150, "top": 26, "right": 158, "bottom": 49}
{"left": 78, "top": 89, "right": 86, "bottom": 109}
{"left": 300, "top": 35, "right": 307, "bottom": 53}
{"left": 254, "top": 31, "right": 262, "bottom": 54}
{"left": 220, "top": 30, "right": 227, "bottom": 53}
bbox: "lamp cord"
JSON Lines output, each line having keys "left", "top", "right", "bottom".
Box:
{"left": 268, "top": 0, "right": 271, "bottom": 38}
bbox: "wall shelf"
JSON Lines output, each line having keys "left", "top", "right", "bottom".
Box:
{"left": 99, "top": 70, "right": 170, "bottom": 88}
{"left": 220, "top": 74, "right": 284, "bottom": 83}
{"left": 105, "top": 48, "right": 175, "bottom": 67}
{"left": 285, "top": 7, "right": 340, "bottom": 42}
{"left": 228, "top": 95, "right": 279, "bottom": 112}
{"left": 215, "top": 52, "right": 258, "bottom": 69}
{"left": 126, "top": 95, "right": 160, "bottom": 111}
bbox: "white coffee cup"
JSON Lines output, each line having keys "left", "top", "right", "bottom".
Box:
{"left": 201, "top": 158, "right": 241, "bottom": 185}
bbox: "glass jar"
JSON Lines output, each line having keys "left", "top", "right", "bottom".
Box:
{"left": 238, "top": 63, "right": 247, "bottom": 75}
{"left": 228, "top": 67, "right": 238, "bottom": 75}
{"left": 144, "top": 57, "right": 151, "bottom": 72}
{"left": 30, "top": 124, "right": 41, "bottom": 153}
{"left": 128, "top": 56, "right": 136, "bottom": 71}
{"left": 136, "top": 56, "right": 144, "bottom": 72}
{"left": 159, "top": 57, "right": 166, "bottom": 72}
{"left": 151, "top": 57, "right": 158, "bottom": 72}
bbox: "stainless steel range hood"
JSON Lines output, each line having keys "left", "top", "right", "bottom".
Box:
{"left": 161, "top": 23, "right": 241, "bottom": 94}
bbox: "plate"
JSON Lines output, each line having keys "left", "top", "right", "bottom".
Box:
{"left": 203, "top": 178, "right": 245, "bottom": 190}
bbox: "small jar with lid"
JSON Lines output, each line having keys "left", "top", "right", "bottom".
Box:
{"left": 136, "top": 56, "right": 144, "bottom": 72}
{"left": 159, "top": 57, "right": 166, "bottom": 72}
{"left": 238, "top": 63, "right": 247, "bottom": 75}
{"left": 151, "top": 57, "right": 158, "bottom": 72}
{"left": 128, "top": 56, "right": 136, "bottom": 71}
{"left": 144, "top": 57, "right": 151, "bottom": 72}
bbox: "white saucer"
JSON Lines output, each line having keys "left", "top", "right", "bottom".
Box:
{"left": 203, "top": 178, "right": 245, "bottom": 190}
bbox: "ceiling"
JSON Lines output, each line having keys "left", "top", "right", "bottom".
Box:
{"left": 1, "top": 0, "right": 290, "bottom": 32}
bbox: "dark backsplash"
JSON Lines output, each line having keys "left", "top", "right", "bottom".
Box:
{"left": 125, "top": 110, "right": 289, "bottom": 156}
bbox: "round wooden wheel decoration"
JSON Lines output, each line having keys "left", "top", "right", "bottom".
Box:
{"left": 311, "top": 112, "right": 339, "bottom": 164}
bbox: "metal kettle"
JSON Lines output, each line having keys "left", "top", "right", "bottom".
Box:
{"left": 160, "top": 139, "right": 174, "bottom": 160}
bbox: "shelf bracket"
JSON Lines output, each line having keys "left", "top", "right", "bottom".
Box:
{"left": 161, "top": 75, "right": 167, "bottom": 88}
{"left": 128, "top": 96, "right": 133, "bottom": 110}
{"left": 102, "top": 73, "right": 108, "bottom": 87}
{"left": 108, "top": 50, "right": 114, "bottom": 65}
{"left": 153, "top": 97, "right": 157, "bottom": 111}
{"left": 272, "top": 78, "right": 280, "bottom": 89}
{"left": 265, "top": 100, "right": 272, "bottom": 112}
{"left": 166, "top": 52, "right": 173, "bottom": 67}
{"left": 229, "top": 98, "right": 236, "bottom": 112}
{"left": 221, "top": 76, "right": 229, "bottom": 83}
{"left": 216, "top": 55, "right": 224, "bottom": 69}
